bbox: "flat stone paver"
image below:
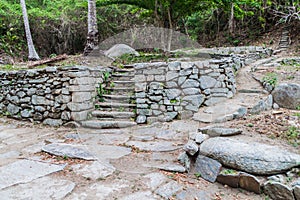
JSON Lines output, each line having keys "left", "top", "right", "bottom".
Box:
{"left": 66, "top": 180, "right": 129, "bottom": 200}
{"left": 0, "top": 176, "right": 75, "bottom": 200}
{"left": 42, "top": 143, "right": 97, "bottom": 160}
{"left": 0, "top": 159, "right": 66, "bottom": 190}
{"left": 126, "top": 141, "right": 182, "bottom": 152}
{"left": 72, "top": 160, "right": 116, "bottom": 180}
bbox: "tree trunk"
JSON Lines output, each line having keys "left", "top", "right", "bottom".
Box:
{"left": 20, "top": 0, "right": 40, "bottom": 61}
{"left": 228, "top": 2, "right": 235, "bottom": 35}
{"left": 84, "top": 0, "right": 99, "bottom": 56}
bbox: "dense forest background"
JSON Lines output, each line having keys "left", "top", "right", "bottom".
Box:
{"left": 0, "top": 0, "right": 299, "bottom": 61}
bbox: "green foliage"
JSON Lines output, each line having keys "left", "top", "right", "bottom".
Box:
{"left": 263, "top": 72, "right": 278, "bottom": 87}
{"left": 221, "top": 169, "right": 238, "bottom": 175}
{"left": 194, "top": 173, "right": 202, "bottom": 178}
{"left": 284, "top": 126, "right": 300, "bottom": 147}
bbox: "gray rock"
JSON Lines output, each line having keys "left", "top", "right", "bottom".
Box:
{"left": 72, "top": 161, "right": 115, "bottom": 180}
{"left": 125, "top": 141, "right": 182, "bottom": 152}
{"left": 0, "top": 159, "right": 66, "bottom": 190}
{"left": 182, "top": 94, "right": 204, "bottom": 107}
{"left": 105, "top": 44, "right": 139, "bottom": 58}
{"left": 268, "top": 174, "right": 286, "bottom": 183}
{"left": 168, "top": 62, "right": 181, "bottom": 71}
{"left": 21, "top": 109, "right": 33, "bottom": 118}
{"left": 264, "top": 181, "right": 294, "bottom": 200}
{"left": 7, "top": 104, "right": 20, "bottom": 115}
{"left": 176, "top": 189, "right": 210, "bottom": 200}
{"left": 233, "top": 107, "right": 247, "bottom": 119}
{"left": 273, "top": 103, "right": 280, "bottom": 109}
{"left": 239, "top": 172, "right": 261, "bottom": 194}
{"left": 293, "top": 185, "right": 300, "bottom": 200}
{"left": 166, "top": 71, "right": 179, "bottom": 81}
{"left": 204, "top": 97, "right": 226, "bottom": 106}
{"left": 155, "top": 181, "right": 183, "bottom": 199}
{"left": 199, "top": 126, "right": 242, "bottom": 137}
{"left": 194, "top": 155, "right": 222, "bottom": 183}
{"left": 42, "top": 143, "right": 97, "bottom": 160}
{"left": 61, "top": 111, "right": 71, "bottom": 121}
{"left": 165, "top": 88, "right": 181, "bottom": 100}
{"left": 181, "top": 79, "right": 200, "bottom": 88}
{"left": 217, "top": 170, "right": 240, "bottom": 188}
{"left": 0, "top": 176, "right": 75, "bottom": 200}
{"left": 199, "top": 76, "right": 217, "bottom": 89}
{"left": 164, "top": 112, "right": 178, "bottom": 121}
{"left": 250, "top": 95, "right": 273, "bottom": 114}
{"left": 136, "top": 115, "right": 147, "bottom": 124}
{"left": 120, "top": 191, "right": 158, "bottom": 200}
{"left": 272, "top": 83, "right": 300, "bottom": 109}
{"left": 16, "top": 91, "right": 26, "bottom": 98}
{"left": 143, "top": 173, "right": 168, "bottom": 190}
{"left": 177, "top": 152, "right": 191, "bottom": 171}
{"left": 55, "top": 95, "right": 71, "bottom": 104}
{"left": 200, "top": 137, "right": 300, "bottom": 175}
{"left": 183, "top": 88, "right": 200, "bottom": 95}
{"left": 32, "top": 95, "right": 54, "bottom": 106}
{"left": 183, "top": 140, "right": 199, "bottom": 156}
{"left": 153, "top": 163, "right": 186, "bottom": 173}
{"left": 195, "top": 132, "right": 209, "bottom": 144}
{"left": 43, "top": 119, "right": 63, "bottom": 127}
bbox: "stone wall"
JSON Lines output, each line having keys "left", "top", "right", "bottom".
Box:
{"left": 134, "top": 59, "right": 237, "bottom": 123}
{"left": 133, "top": 48, "right": 269, "bottom": 123}
{"left": 0, "top": 66, "right": 105, "bottom": 126}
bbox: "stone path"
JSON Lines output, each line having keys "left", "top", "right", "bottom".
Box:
{"left": 0, "top": 119, "right": 265, "bottom": 200}
{"left": 193, "top": 59, "right": 269, "bottom": 123}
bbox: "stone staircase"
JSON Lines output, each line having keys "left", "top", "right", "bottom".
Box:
{"left": 278, "top": 27, "right": 291, "bottom": 51}
{"left": 81, "top": 65, "right": 137, "bottom": 129}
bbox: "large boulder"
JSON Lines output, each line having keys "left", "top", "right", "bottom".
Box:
{"left": 104, "top": 44, "right": 139, "bottom": 58}
{"left": 199, "top": 137, "right": 300, "bottom": 175}
{"left": 272, "top": 83, "right": 300, "bottom": 109}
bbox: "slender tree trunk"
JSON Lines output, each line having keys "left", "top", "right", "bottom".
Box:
{"left": 228, "top": 2, "right": 235, "bottom": 35}
{"left": 20, "top": 0, "right": 40, "bottom": 61}
{"left": 84, "top": 0, "right": 99, "bottom": 56}
{"left": 167, "top": 6, "right": 173, "bottom": 51}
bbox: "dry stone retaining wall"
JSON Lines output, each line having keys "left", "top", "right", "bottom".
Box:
{"left": 134, "top": 46, "right": 272, "bottom": 123}
{"left": 0, "top": 66, "right": 106, "bottom": 126}
{"left": 134, "top": 60, "right": 237, "bottom": 122}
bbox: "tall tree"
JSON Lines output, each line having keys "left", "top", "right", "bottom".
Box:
{"left": 84, "top": 0, "right": 99, "bottom": 56}
{"left": 20, "top": 0, "right": 40, "bottom": 60}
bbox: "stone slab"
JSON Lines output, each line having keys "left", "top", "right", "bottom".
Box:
{"left": 200, "top": 137, "right": 300, "bottom": 175}
{"left": 125, "top": 141, "right": 182, "bottom": 152}
{"left": 264, "top": 181, "right": 294, "bottom": 200}
{"left": 72, "top": 160, "right": 115, "bottom": 180}
{"left": 120, "top": 191, "right": 158, "bottom": 200}
{"left": 155, "top": 181, "right": 183, "bottom": 199}
{"left": 0, "top": 159, "right": 66, "bottom": 190}
{"left": 0, "top": 176, "right": 75, "bottom": 199}
{"left": 143, "top": 173, "right": 168, "bottom": 190}
{"left": 42, "top": 143, "right": 97, "bottom": 160}
{"left": 194, "top": 155, "right": 222, "bottom": 183}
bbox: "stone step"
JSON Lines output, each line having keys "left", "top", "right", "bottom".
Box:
{"left": 113, "top": 80, "right": 135, "bottom": 84}
{"left": 238, "top": 89, "right": 264, "bottom": 94}
{"left": 113, "top": 80, "right": 135, "bottom": 87}
{"left": 81, "top": 120, "right": 137, "bottom": 129}
{"left": 95, "top": 102, "right": 136, "bottom": 112}
{"left": 91, "top": 110, "right": 135, "bottom": 119}
{"left": 111, "top": 75, "right": 135, "bottom": 81}
{"left": 77, "top": 128, "right": 125, "bottom": 134}
{"left": 102, "top": 95, "right": 135, "bottom": 103}
{"left": 106, "top": 87, "right": 135, "bottom": 95}
{"left": 114, "top": 68, "right": 135, "bottom": 73}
